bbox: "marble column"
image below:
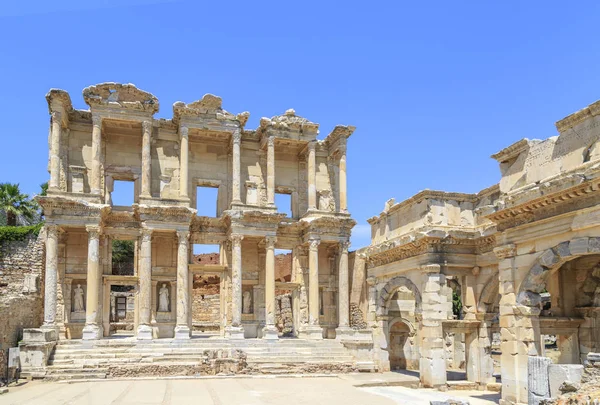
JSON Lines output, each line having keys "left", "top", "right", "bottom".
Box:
{"left": 226, "top": 234, "right": 245, "bottom": 338}
{"left": 336, "top": 241, "right": 351, "bottom": 338}
{"left": 42, "top": 224, "right": 59, "bottom": 332}
{"left": 263, "top": 236, "right": 278, "bottom": 339}
{"left": 307, "top": 141, "right": 317, "bottom": 211}
{"left": 49, "top": 112, "right": 62, "bottom": 191}
{"left": 137, "top": 228, "right": 153, "bottom": 339}
{"left": 266, "top": 136, "right": 275, "bottom": 207}
{"left": 231, "top": 130, "right": 242, "bottom": 205}
{"left": 179, "top": 126, "right": 189, "bottom": 199}
{"left": 302, "top": 236, "right": 323, "bottom": 339}
{"left": 339, "top": 147, "right": 347, "bottom": 213}
{"left": 82, "top": 225, "right": 103, "bottom": 340}
{"left": 91, "top": 115, "right": 102, "bottom": 195}
{"left": 141, "top": 120, "right": 153, "bottom": 198}
{"left": 174, "top": 230, "right": 191, "bottom": 339}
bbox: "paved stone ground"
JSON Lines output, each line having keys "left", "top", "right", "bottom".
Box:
{"left": 1, "top": 377, "right": 500, "bottom": 405}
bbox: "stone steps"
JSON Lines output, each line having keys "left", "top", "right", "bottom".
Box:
{"left": 446, "top": 381, "right": 479, "bottom": 390}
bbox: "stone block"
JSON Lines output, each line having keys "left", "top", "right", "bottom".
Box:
{"left": 548, "top": 364, "right": 584, "bottom": 398}
{"left": 22, "top": 328, "right": 57, "bottom": 343}
{"left": 589, "top": 237, "right": 600, "bottom": 253}
{"left": 556, "top": 241, "right": 571, "bottom": 258}
{"left": 528, "top": 356, "right": 552, "bottom": 405}
{"left": 569, "top": 238, "right": 590, "bottom": 255}
{"left": 538, "top": 249, "right": 558, "bottom": 268}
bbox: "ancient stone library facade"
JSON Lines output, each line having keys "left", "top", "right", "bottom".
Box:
{"left": 11, "top": 83, "right": 600, "bottom": 404}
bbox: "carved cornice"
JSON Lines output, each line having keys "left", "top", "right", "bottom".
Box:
{"left": 485, "top": 178, "right": 600, "bottom": 231}
{"left": 172, "top": 94, "right": 245, "bottom": 126}
{"left": 493, "top": 244, "right": 516, "bottom": 260}
{"left": 364, "top": 232, "right": 496, "bottom": 268}
{"left": 46, "top": 88, "right": 73, "bottom": 115}
{"left": 490, "top": 138, "right": 532, "bottom": 163}
{"left": 137, "top": 205, "right": 195, "bottom": 224}
{"left": 37, "top": 196, "right": 108, "bottom": 220}
{"left": 555, "top": 99, "right": 600, "bottom": 133}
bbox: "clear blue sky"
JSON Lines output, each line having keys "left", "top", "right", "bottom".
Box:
{"left": 1, "top": 1, "right": 599, "bottom": 249}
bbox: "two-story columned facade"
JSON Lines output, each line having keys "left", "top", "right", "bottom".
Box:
{"left": 39, "top": 83, "right": 356, "bottom": 341}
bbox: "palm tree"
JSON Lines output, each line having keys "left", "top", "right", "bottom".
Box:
{"left": 0, "top": 183, "right": 37, "bottom": 226}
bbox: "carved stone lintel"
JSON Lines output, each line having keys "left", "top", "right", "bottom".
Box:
{"left": 494, "top": 244, "right": 517, "bottom": 259}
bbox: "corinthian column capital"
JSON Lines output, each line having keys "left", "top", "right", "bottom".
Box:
{"left": 140, "top": 228, "right": 153, "bottom": 243}
{"left": 51, "top": 111, "right": 62, "bottom": 124}
{"left": 142, "top": 120, "right": 153, "bottom": 134}
{"left": 265, "top": 235, "right": 277, "bottom": 249}
{"left": 177, "top": 230, "right": 189, "bottom": 244}
{"left": 339, "top": 240, "right": 350, "bottom": 254}
{"left": 85, "top": 225, "right": 101, "bottom": 239}
{"left": 308, "top": 237, "right": 321, "bottom": 251}
{"left": 92, "top": 115, "right": 102, "bottom": 127}
{"left": 230, "top": 233, "right": 244, "bottom": 246}
{"left": 232, "top": 129, "right": 242, "bottom": 144}
{"left": 179, "top": 125, "right": 188, "bottom": 139}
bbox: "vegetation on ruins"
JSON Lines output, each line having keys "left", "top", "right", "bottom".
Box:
{"left": 0, "top": 183, "right": 38, "bottom": 226}
{"left": 112, "top": 239, "right": 135, "bottom": 275}
{"left": 0, "top": 223, "right": 43, "bottom": 243}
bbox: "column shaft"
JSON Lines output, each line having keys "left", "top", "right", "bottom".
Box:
{"left": 43, "top": 225, "right": 59, "bottom": 327}
{"left": 308, "top": 238, "right": 320, "bottom": 326}
{"left": 232, "top": 130, "right": 242, "bottom": 205}
{"left": 91, "top": 115, "right": 102, "bottom": 195}
{"left": 137, "top": 229, "right": 153, "bottom": 339}
{"left": 307, "top": 141, "right": 317, "bottom": 211}
{"left": 263, "top": 236, "right": 278, "bottom": 339}
{"left": 49, "top": 112, "right": 62, "bottom": 190}
{"left": 82, "top": 226, "right": 102, "bottom": 340}
{"left": 227, "top": 234, "right": 244, "bottom": 338}
{"left": 337, "top": 241, "right": 350, "bottom": 328}
{"left": 141, "top": 120, "right": 152, "bottom": 198}
{"left": 179, "top": 126, "right": 189, "bottom": 199}
{"left": 339, "top": 149, "right": 347, "bottom": 213}
{"left": 266, "top": 136, "right": 275, "bottom": 206}
{"left": 175, "top": 230, "right": 190, "bottom": 339}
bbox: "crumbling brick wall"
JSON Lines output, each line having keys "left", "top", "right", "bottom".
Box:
{"left": 0, "top": 231, "right": 45, "bottom": 352}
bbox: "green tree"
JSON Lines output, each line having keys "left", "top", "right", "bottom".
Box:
{"left": 40, "top": 182, "right": 48, "bottom": 196}
{"left": 0, "top": 183, "right": 37, "bottom": 226}
{"left": 112, "top": 239, "right": 135, "bottom": 275}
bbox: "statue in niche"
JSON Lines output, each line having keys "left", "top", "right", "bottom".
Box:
{"left": 318, "top": 190, "right": 334, "bottom": 212}
{"left": 73, "top": 284, "right": 85, "bottom": 313}
{"left": 158, "top": 283, "right": 170, "bottom": 312}
{"left": 242, "top": 290, "right": 252, "bottom": 314}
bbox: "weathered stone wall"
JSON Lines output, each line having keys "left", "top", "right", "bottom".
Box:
{"left": 0, "top": 232, "right": 45, "bottom": 351}
{"left": 275, "top": 293, "right": 293, "bottom": 336}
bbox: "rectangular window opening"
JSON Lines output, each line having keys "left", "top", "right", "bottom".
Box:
{"left": 196, "top": 186, "right": 219, "bottom": 217}
{"left": 112, "top": 180, "right": 135, "bottom": 206}
{"left": 111, "top": 239, "right": 135, "bottom": 276}
{"left": 193, "top": 244, "right": 221, "bottom": 265}
{"left": 274, "top": 249, "right": 293, "bottom": 282}
{"left": 275, "top": 193, "right": 292, "bottom": 217}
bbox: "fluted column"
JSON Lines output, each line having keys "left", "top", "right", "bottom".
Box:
{"left": 141, "top": 120, "right": 152, "bottom": 198}
{"left": 42, "top": 224, "right": 59, "bottom": 330}
{"left": 339, "top": 147, "right": 347, "bottom": 213}
{"left": 137, "top": 228, "right": 153, "bottom": 339}
{"left": 263, "top": 236, "right": 278, "bottom": 339}
{"left": 179, "top": 126, "right": 189, "bottom": 199}
{"left": 266, "top": 136, "right": 275, "bottom": 207}
{"left": 307, "top": 141, "right": 317, "bottom": 211}
{"left": 231, "top": 130, "right": 242, "bottom": 205}
{"left": 82, "top": 225, "right": 103, "bottom": 340}
{"left": 91, "top": 115, "right": 102, "bottom": 195}
{"left": 336, "top": 241, "right": 351, "bottom": 335}
{"left": 301, "top": 236, "right": 323, "bottom": 339}
{"left": 174, "top": 230, "right": 191, "bottom": 339}
{"left": 226, "top": 233, "right": 245, "bottom": 338}
{"left": 49, "top": 112, "right": 62, "bottom": 191}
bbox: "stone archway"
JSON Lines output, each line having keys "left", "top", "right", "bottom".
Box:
{"left": 518, "top": 237, "right": 600, "bottom": 306}
{"left": 388, "top": 318, "right": 417, "bottom": 370}
{"left": 478, "top": 272, "right": 500, "bottom": 314}
{"left": 377, "top": 276, "right": 422, "bottom": 317}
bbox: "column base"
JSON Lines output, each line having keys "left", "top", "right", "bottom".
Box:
{"left": 299, "top": 326, "right": 323, "bottom": 340}
{"left": 174, "top": 325, "right": 191, "bottom": 340}
{"left": 136, "top": 324, "right": 153, "bottom": 340}
{"left": 82, "top": 324, "right": 103, "bottom": 340}
{"left": 225, "top": 326, "right": 245, "bottom": 339}
{"left": 335, "top": 326, "right": 354, "bottom": 341}
{"left": 262, "top": 325, "right": 279, "bottom": 340}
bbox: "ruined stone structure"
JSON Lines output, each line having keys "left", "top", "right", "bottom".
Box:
{"left": 15, "top": 83, "right": 600, "bottom": 404}
{"left": 358, "top": 99, "right": 600, "bottom": 404}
